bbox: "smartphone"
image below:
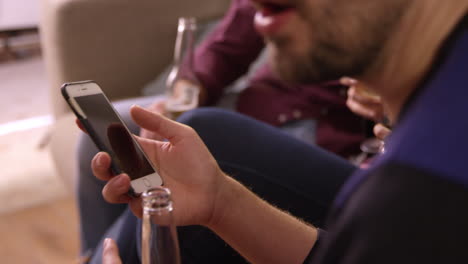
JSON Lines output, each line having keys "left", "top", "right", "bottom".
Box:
{"left": 61, "top": 80, "right": 163, "bottom": 194}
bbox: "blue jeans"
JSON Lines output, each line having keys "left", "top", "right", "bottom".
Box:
{"left": 76, "top": 101, "right": 356, "bottom": 263}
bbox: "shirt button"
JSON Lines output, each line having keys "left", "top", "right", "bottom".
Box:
{"left": 321, "top": 108, "right": 329, "bottom": 116}
{"left": 293, "top": 109, "right": 302, "bottom": 119}
{"left": 278, "top": 114, "right": 287, "bottom": 123}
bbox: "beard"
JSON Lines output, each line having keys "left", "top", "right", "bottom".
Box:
{"left": 268, "top": 0, "right": 407, "bottom": 84}
{"left": 269, "top": 35, "right": 382, "bottom": 84}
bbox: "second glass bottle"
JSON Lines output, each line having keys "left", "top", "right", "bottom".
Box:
{"left": 165, "top": 17, "right": 201, "bottom": 120}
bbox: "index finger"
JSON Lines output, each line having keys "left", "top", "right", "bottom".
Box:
{"left": 130, "top": 105, "right": 193, "bottom": 144}
{"left": 348, "top": 86, "right": 382, "bottom": 104}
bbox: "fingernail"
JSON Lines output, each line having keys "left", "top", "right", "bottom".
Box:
{"left": 114, "top": 174, "right": 124, "bottom": 185}
{"left": 96, "top": 154, "right": 105, "bottom": 167}
{"left": 104, "top": 238, "right": 111, "bottom": 248}
{"left": 114, "top": 174, "right": 128, "bottom": 189}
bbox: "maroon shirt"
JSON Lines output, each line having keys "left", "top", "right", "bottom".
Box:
{"left": 192, "top": 0, "right": 365, "bottom": 157}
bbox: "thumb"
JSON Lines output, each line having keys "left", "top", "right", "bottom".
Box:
{"left": 130, "top": 105, "right": 191, "bottom": 144}
{"left": 102, "top": 238, "right": 122, "bottom": 264}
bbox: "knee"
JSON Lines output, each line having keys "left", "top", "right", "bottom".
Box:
{"left": 177, "top": 108, "right": 233, "bottom": 135}
{"left": 177, "top": 108, "right": 240, "bottom": 148}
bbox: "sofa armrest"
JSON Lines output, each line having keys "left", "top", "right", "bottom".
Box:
{"left": 40, "top": 0, "right": 230, "bottom": 118}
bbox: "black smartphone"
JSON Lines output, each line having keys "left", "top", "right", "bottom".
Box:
{"left": 61, "top": 80, "right": 162, "bottom": 194}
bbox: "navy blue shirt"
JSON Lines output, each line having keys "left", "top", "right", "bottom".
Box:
{"left": 306, "top": 16, "right": 468, "bottom": 263}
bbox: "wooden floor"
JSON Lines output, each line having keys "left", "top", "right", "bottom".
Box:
{"left": 0, "top": 196, "right": 79, "bottom": 263}
{"left": 0, "top": 35, "right": 79, "bottom": 263}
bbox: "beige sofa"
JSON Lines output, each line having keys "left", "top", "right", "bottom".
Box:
{"left": 39, "top": 0, "right": 230, "bottom": 188}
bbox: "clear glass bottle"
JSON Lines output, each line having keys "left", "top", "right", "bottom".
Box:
{"left": 141, "top": 187, "right": 181, "bottom": 264}
{"left": 165, "top": 17, "right": 201, "bottom": 120}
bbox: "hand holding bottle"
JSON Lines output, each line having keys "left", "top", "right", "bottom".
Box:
{"left": 92, "top": 105, "right": 230, "bottom": 226}
{"left": 341, "top": 77, "right": 386, "bottom": 122}
{"left": 341, "top": 77, "right": 391, "bottom": 166}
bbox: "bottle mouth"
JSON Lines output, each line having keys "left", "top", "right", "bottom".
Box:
{"left": 178, "top": 17, "right": 197, "bottom": 31}
{"left": 142, "top": 187, "right": 173, "bottom": 212}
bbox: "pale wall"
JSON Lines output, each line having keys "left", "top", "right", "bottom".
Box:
{"left": 0, "top": 0, "right": 39, "bottom": 30}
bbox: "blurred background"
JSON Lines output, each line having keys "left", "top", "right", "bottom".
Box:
{"left": 0, "top": 0, "right": 78, "bottom": 263}
{"left": 0, "top": 0, "right": 229, "bottom": 262}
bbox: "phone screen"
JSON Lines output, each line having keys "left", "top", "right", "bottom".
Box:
{"left": 75, "top": 94, "right": 155, "bottom": 180}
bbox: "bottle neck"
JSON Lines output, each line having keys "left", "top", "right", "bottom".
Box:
{"left": 173, "top": 18, "right": 197, "bottom": 70}
{"left": 142, "top": 187, "right": 175, "bottom": 225}
{"left": 141, "top": 187, "right": 181, "bottom": 264}
{"left": 144, "top": 206, "right": 174, "bottom": 226}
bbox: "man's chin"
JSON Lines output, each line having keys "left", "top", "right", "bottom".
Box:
{"left": 270, "top": 52, "right": 321, "bottom": 84}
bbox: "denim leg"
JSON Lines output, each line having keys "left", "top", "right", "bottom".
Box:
{"left": 76, "top": 95, "right": 163, "bottom": 255}
{"left": 281, "top": 119, "right": 317, "bottom": 145}
{"left": 88, "top": 209, "right": 140, "bottom": 264}
{"left": 179, "top": 108, "right": 355, "bottom": 210}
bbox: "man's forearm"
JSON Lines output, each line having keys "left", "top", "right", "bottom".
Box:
{"left": 208, "top": 176, "right": 318, "bottom": 264}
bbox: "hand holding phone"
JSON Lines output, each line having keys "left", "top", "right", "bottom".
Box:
{"left": 61, "top": 81, "right": 163, "bottom": 194}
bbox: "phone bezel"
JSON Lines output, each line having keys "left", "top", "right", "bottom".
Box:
{"left": 62, "top": 81, "right": 163, "bottom": 194}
